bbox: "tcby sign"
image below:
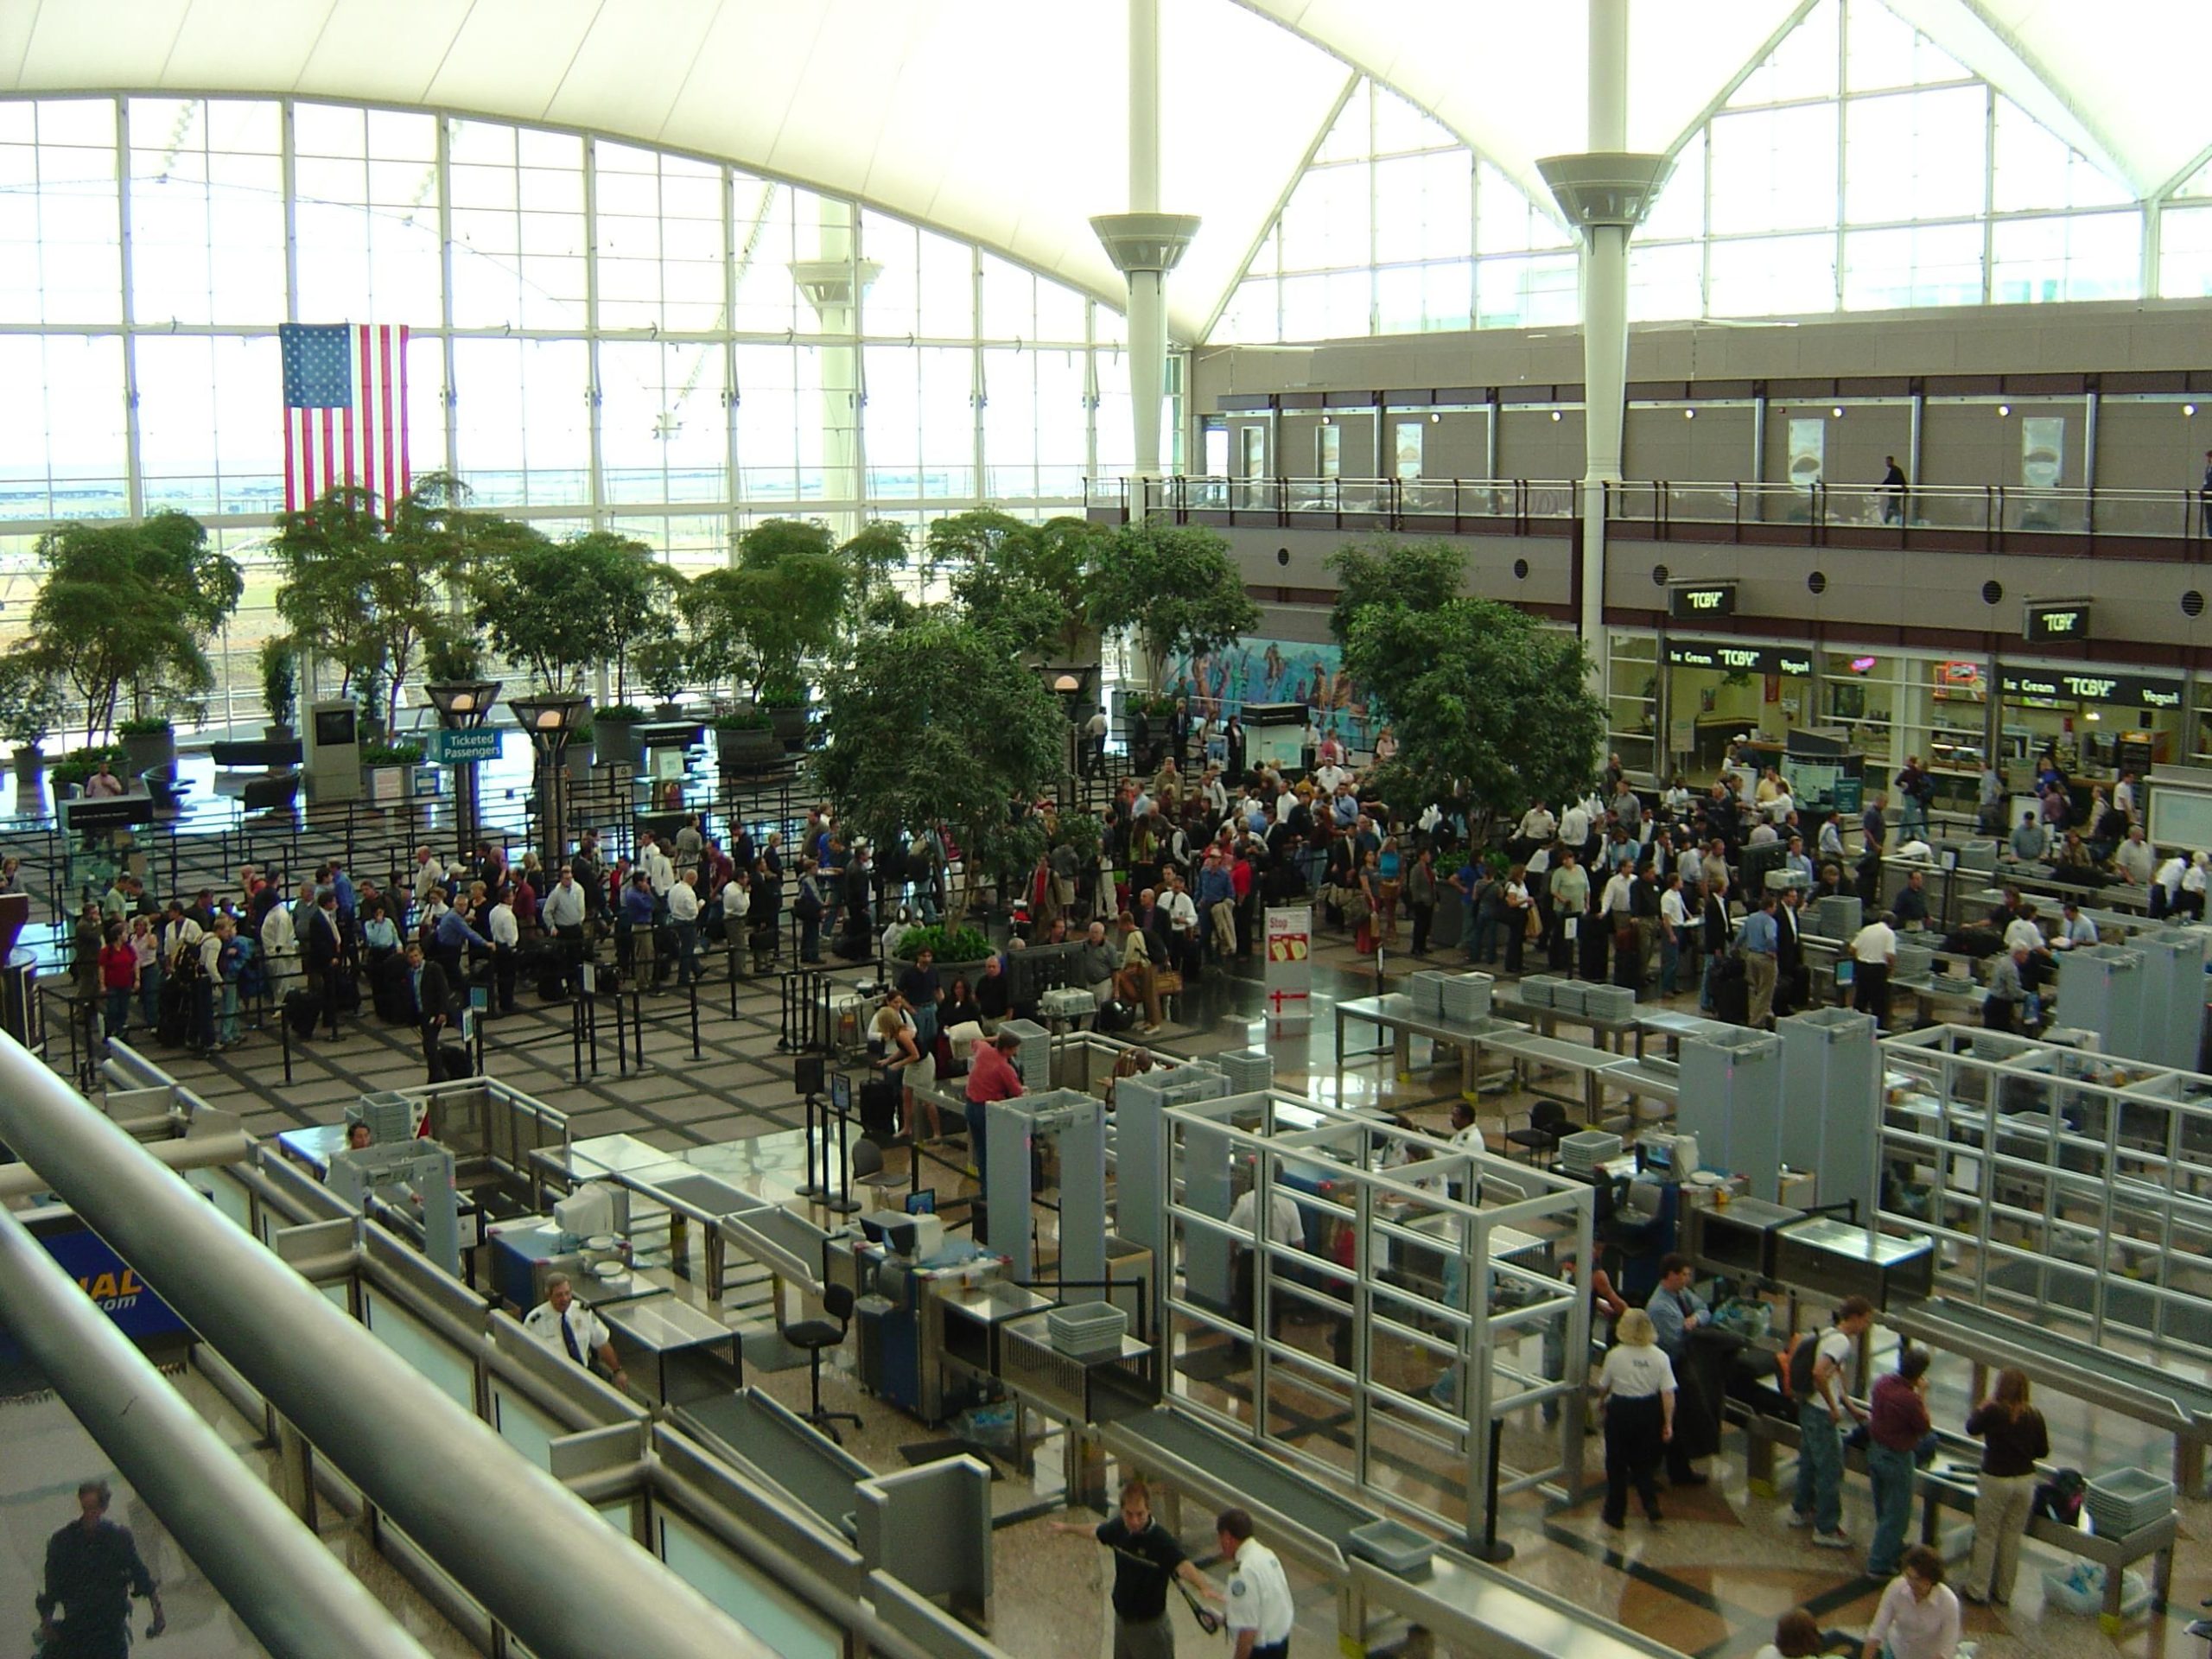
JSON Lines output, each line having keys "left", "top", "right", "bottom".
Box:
{"left": 1669, "top": 582, "right": 1738, "bottom": 620}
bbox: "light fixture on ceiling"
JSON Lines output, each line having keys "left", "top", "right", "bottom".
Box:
{"left": 1683, "top": 408, "right": 1695, "bottom": 420}
{"left": 1997, "top": 404, "right": 2012, "bottom": 417}
{"left": 1549, "top": 410, "right": 1562, "bottom": 423}
{"left": 1831, "top": 405, "right": 1845, "bottom": 418}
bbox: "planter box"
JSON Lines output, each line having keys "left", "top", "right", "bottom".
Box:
{"left": 715, "top": 726, "right": 780, "bottom": 770}
{"left": 10, "top": 747, "right": 42, "bottom": 777}
{"left": 364, "top": 763, "right": 415, "bottom": 806}
{"left": 765, "top": 705, "right": 809, "bottom": 753}
{"left": 594, "top": 718, "right": 645, "bottom": 769}
{"left": 120, "top": 728, "right": 176, "bottom": 777}
{"left": 564, "top": 743, "right": 593, "bottom": 782}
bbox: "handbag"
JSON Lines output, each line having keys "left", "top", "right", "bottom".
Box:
{"left": 1154, "top": 969, "right": 1185, "bottom": 996}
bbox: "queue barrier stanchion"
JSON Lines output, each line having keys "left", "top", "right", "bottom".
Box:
{"left": 822, "top": 1087, "right": 858, "bottom": 1214}
{"left": 796, "top": 1090, "right": 828, "bottom": 1200}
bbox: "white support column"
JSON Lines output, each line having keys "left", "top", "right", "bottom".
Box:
{"left": 791, "top": 199, "right": 877, "bottom": 541}
{"left": 1540, "top": 0, "right": 1669, "bottom": 741}
{"left": 1094, "top": 0, "right": 1197, "bottom": 496}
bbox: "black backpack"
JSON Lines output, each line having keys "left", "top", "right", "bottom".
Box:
{"left": 1787, "top": 1328, "right": 1821, "bottom": 1398}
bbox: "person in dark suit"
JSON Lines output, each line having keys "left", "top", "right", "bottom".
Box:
{"left": 1774, "top": 887, "right": 1806, "bottom": 1019}
{"left": 409, "top": 941, "right": 454, "bottom": 1085}
{"left": 302, "top": 889, "right": 345, "bottom": 1034}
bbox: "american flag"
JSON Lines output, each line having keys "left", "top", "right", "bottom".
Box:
{"left": 279, "top": 322, "right": 411, "bottom": 513}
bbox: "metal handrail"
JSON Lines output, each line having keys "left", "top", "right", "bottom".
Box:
{"left": 1091, "top": 474, "right": 2212, "bottom": 540}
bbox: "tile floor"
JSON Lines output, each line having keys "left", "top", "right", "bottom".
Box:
{"left": 35, "top": 902, "right": 2212, "bottom": 1658}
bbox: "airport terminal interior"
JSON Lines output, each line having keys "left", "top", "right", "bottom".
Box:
{"left": 1, "top": 3, "right": 2211, "bottom": 1657}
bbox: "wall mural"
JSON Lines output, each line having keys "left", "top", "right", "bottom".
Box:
{"left": 1168, "top": 638, "right": 1380, "bottom": 750}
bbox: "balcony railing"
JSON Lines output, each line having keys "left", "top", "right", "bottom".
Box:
{"left": 1085, "top": 475, "right": 2212, "bottom": 547}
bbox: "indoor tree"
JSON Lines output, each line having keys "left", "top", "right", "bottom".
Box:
{"left": 271, "top": 474, "right": 507, "bottom": 736}
{"left": 688, "top": 518, "right": 850, "bottom": 704}
{"left": 934, "top": 509, "right": 1109, "bottom": 664}
{"left": 29, "top": 510, "right": 239, "bottom": 744}
{"left": 471, "top": 526, "right": 670, "bottom": 696}
{"left": 811, "top": 612, "right": 1064, "bottom": 923}
{"left": 1090, "top": 520, "right": 1259, "bottom": 692}
{"left": 1331, "top": 537, "right": 1604, "bottom": 842}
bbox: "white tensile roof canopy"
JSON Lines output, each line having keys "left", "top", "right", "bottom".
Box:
{"left": 0, "top": 0, "right": 2202, "bottom": 340}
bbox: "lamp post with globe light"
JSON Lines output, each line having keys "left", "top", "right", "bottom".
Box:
{"left": 509, "top": 692, "right": 591, "bottom": 876}
{"left": 423, "top": 679, "right": 501, "bottom": 852}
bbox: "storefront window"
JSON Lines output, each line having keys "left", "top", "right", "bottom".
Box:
{"left": 1607, "top": 632, "right": 1656, "bottom": 776}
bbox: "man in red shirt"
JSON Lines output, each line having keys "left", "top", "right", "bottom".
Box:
{"left": 1866, "top": 1346, "right": 1932, "bottom": 1580}
{"left": 963, "top": 1032, "right": 1027, "bottom": 1210}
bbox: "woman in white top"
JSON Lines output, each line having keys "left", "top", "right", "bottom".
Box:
{"left": 1595, "top": 1306, "right": 1675, "bottom": 1529}
{"left": 1860, "top": 1545, "right": 1960, "bottom": 1659}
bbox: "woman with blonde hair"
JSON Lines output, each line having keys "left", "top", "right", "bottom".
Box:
{"left": 1961, "top": 1368, "right": 2049, "bottom": 1605}
{"left": 1594, "top": 1306, "right": 1675, "bottom": 1529}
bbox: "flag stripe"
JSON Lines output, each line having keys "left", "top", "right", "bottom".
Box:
{"left": 281, "top": 322, "right": 415, "bottom": 513}
{"left": 377, "top": 323, "right": 395, "bottom": 514}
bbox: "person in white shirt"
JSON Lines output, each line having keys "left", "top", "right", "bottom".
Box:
{"left": 1559, "top": 801, "right": 1590, "bottom": 849}
{"left": 1766, "top": 788, "right": 1796, "bottom": 824}
{"left": 1228, "top": 1181, "right": 1305, "bottom": 1350}
{"left": 1313, "top": 761, "right": 1350, "bottom": 797}
{"left": 2114, "top": 771, "right": 2139, "bottom": 826}
{"left": 2185, "top": 850, "right": 2211, "bottom": 919}
{"left": 1859, "top": 1546, "right": 1961, "bottom": 1659}
{"left": 1214, "top": 1509, "right": 1294, "bottom": 1659}
{"left": 411, "top": 848, "right": 447, "bottom": 907}
{"left": 722, "top": 870, "right": 752, "bottom": 935}
{"left": 1158, "top": 871, "right": 1200, "bottom": 977}
{"left": 523, "top": 1274, "right": 626, "bottom": 1390}
{"left": 2114, "top": 828, "right": 2154, "bottom": 886}
{"left": 1748, "top": 820, "right": 1779, "bottom": 847}
{"left": 487, "top": 888, "right": 520, "bottom": 1014}
{"left": 1659, "top": 874, "right": 1693, "bottom": 995}
{"left": 1517, "top": 803, "right": 1557, "bottom": 845}
{"left": 1600, "top": 866, "right": 1637, "bottom": 918}
{"left": 2000, "top": 909, "right": 2044, "bottom": 958}
{"left": 667, "top": 868, "right": 702, "bottom": 986}
{"left": 641, "top": 838, "right": 676, "bottom": 903}
{"left": 259, "top": 890, "right": 299, "bottom": 991}
{"left": 1851, "top": 912, "right": 1898, "bottom": 1028}
{"left": 1595, "top": 1306, "right": 1676, "bottom": 1529}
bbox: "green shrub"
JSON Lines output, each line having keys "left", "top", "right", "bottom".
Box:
{"left": 117, "top": 715, "right": 174, "bottom": 737}
{"left": 361, "top": 741, "right": 424, "bottom": 766}
{"left": 710, "top": 710, "right": 772, "bottom": 732}
{"left": 53, "top": 745, "right": 124, "bottom": 788}
{"left": 892, "top": 924, "right": 993, "bottom": 963}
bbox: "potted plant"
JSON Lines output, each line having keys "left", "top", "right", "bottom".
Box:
{"left": 118, "top": 715, "right": 176, "bottom": 778}
{"left": 593, "top": 704, "right": 648, "bottom": 770}
{"left": 565, "top": 718, "right": 595, "bottom": 782}
{"left": 257, "top": 637, "right": 298, "bottom": 740}
{"left": 710, "top": 709, "right": 779, "bottom": 770}
{"left": 0, "top": 653, "right": 63, "bottom": 778}
{"left": 891, "top": 922, "right": 995, "bottom": 983}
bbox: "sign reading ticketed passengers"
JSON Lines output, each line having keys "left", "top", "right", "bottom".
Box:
{"left": 1264, "top": 906, "right": 1313, "bottom": 1029}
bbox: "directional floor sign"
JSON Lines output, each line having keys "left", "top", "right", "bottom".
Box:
{"left": 426, "top": 728, "right": 503, "bottom": 766}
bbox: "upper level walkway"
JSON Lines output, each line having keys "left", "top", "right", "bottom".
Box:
{"left": 1086, "top": 475, "right": 2212, "bottom": 560}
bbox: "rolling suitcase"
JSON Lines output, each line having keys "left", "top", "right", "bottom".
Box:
{"left": 283, "top": 988, "right": 321, "bottom": 1039}
{"left": 434, "top": 1041, "right": 474, "bottom": 1082}
{"left": 858, "top": 1074, "right": 902, "bottom": 1137}
{"left": 1711, "top": 954, "right": 1751, "bottom": 1026}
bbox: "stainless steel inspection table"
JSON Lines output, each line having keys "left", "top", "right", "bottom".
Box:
{"left": 1333, "top": 994, "right": 1526, "bottom": 1105}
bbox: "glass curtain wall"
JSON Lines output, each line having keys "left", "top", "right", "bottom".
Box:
{"left": 1218, "top": 0, "right": 2198, "bottom": 342}
{"left": 0, "top": 95, "right": 1142, "bottom": 731}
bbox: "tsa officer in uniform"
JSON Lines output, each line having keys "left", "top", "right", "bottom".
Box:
{"left": 37, "top": 1479, "right": 162, "bottom": 1659}
{"left": 1052, "top": 1479, "right": 1221, "bottom": 1657}
{"left": 524, "top": 1272, "right": 627, "bottom": 1391}
{"left": 1216, "top": 1507, "right": 1294, "bottom": 1658}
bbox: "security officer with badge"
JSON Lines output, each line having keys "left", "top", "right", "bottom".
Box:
{"left": 1215, "top": 1506, "right": 1294, "bottom": 1658}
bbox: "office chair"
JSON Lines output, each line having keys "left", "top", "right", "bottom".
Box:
{"left": 1504, "top": 1098, "right": 1570, "bottom": 1164}
{"left": 782, "top": 1283, "right": 862, "bottom": 1444}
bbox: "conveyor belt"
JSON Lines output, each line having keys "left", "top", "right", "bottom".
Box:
{"left": 1889, "top": 1296, "right": 2212, "bottom": 1431}
{"left": 1098, "top": 1406, "right": 1375, "bottom": 1566}
{"left": 678, "top": 1388, "right": 872, "bottom": 1539}
{"left": 1103, "top": 1405, "right": 1683, "bottom": 1659}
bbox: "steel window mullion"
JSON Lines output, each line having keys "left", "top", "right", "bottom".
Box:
{"left": 116, "top": 99, "right": 144, "bottom": 521}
